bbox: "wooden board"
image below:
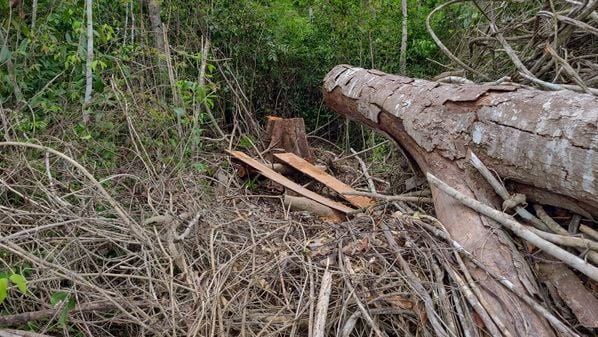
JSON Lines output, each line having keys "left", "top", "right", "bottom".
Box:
{"left": 274, "top": 152, "right": 374, "bottom": 208}
{"left": 226, "top": 150, "right": 355, "bottom": 214}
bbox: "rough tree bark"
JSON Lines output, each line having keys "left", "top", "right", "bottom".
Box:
{"left": 265, "top": 116, "right": 314, "bottom": 162}
{"left": 31, "top": 0, "right": 38, "bottom": 29}
{"left": 324, "top": 65, "right": 598, "bottom": 215}
{"left": 323, "top": 64, "right": 598, "bottom": 337}
{"left": 143, "top": 0, "right": 164, "bottom": 53}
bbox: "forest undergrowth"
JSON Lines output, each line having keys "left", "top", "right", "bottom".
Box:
{"left": 1, "top": 117, "right": 453, "bottom": 336}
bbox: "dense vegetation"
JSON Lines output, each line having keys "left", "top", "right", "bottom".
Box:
{"left": 0, "top": 0, "right": 458, "bottom": 168}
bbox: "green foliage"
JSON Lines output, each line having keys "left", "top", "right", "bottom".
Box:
{"left": 0, "top": 3, "right": 475, "bottom": 335}
{"left": 0, "top": 278, "right": 8, "bottom": 304}
{"left": 0, "top": 270, "right": 28, "bottom": 305}
{"left": 8, "top": 274, "right": 27, "bottom": 294}
{"left": 50, "top": 291, "right": 76, "bottom": 326}
{"left": 193, "top": 162, "right": 209, "bottom": 174}
{"left": 1, "top": 0, "right": 460, "bottom": 167}
{"left": 244, "top": 176, "right": 259, "bottom": 190}
{"left": 201, "top": 0, "right": 451, "bottom": 134}
{"left": 238, "top": 135, "right": 258, "bottom": 150}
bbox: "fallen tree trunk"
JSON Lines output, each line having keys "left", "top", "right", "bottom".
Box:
{"left": 323, "top": 64, "right": 598, "bottom": 337}
{"left": 324, "top": 65, "right": 598, "bottom": 214}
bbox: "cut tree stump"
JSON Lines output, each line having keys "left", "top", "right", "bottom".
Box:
{"left": 265, "top": 116, "right": 314, "bottom": 162}
{"left": 322, "top": 64, "right": 598, "bottom": 337}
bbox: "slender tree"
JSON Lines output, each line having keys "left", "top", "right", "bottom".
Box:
{"left": 399, "top": 0, "right": 408, "bottom": 74}
{"left": 31, "top": 0, "right": 38, "bottom": 29}
{"left": 83, "top": 0, "right": 94, "bottom": 124}
{"left": 144, "top": 0, "right": 164, "bottom": 53}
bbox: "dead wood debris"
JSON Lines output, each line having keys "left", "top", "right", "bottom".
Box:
{"left": 1, "top": 137, "right": 597, "bottom": 337}
{"left": 429, "top": 0, "right": 598, "bottom": 95}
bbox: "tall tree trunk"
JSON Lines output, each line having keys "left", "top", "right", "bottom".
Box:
{"left": 142, "top": 0, "right": 178, "bottom": 118}
{"left": 82, "top": 0, "right": 94, "bottom": 124}
{"left": 31, "top": 0, "right": 38, "bottom": 29}
{"left": 323, "top": 64, "right": 598, "bottom": 337}
{"left": 144, "top": 0, "right": 164, "bottom": 53}
{"left": 399, "top": 0, "right": 408, "bottom": 74}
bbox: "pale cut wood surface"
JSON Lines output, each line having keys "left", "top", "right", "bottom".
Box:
{"left": 274, "top": 152, "right": 374, "bottom": 208}
{"left": 227, "top": 150, "right": 355, "bottom": 214}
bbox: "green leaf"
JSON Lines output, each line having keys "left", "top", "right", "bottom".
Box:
{"left": 50, "top": 292, "right": 75, "bottom": 326}
{"left": 193, "top": 162, "right": 208, "bottom": 173}
{"left": 50, "top": 291, "right": 68, "bottom": 306}
{"left": 58, "top": 308, "right": 69, "bottom": 326}
{"left": 239, "top": 135, "right": 256, "bottom": 150}
{"left": 66, "top": 296, "right": 75, "bottom": 310}
{"left": 9, "top": 274, "right": 27, "bottom": 295}
{"left": 0, "top": 278, "right": 8, "bottom": 304}
{"left": 0, "top": 45, "right": 11, "bottom": 63}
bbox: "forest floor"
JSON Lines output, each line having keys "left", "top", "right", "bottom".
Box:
{"left": 2, "top": 137, "right": 462, "bottom": 336}
{"left": 3, "top": 129, "right": 598, "bottom": 336}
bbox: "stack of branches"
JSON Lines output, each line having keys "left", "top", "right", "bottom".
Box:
{"left": 4, "top": 140, "right": 592, "bottom": 336}
{"left": 429, "top": 0, "right": 598, "bottom": 95}
{"left": 0, "top": 142, "right": 459, "bottom": 336}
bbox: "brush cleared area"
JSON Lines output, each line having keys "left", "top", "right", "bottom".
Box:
{"left": 1, "top": 140, "right": 465, "bottom": 337}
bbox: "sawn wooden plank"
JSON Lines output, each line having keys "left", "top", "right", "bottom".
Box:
{"left": 273, "top": 152, "right": 374, "bottom": 208}
{"left": 226, "top": 150, "right": 355, "bottom": 214}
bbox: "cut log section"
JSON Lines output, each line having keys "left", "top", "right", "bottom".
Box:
{"left": 284, "top": 195, "right": 345, "bottom": 223}
{"left": 226, "top": 150, "right": 354, "bottom": 214}
{"left": 322, "top": 64, "right": 598, "bottom": 337}
{"left": 274, "top": 152, "right": 374, "bottom": 208}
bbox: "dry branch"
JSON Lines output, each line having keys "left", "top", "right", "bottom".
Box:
{"left": 436, "top": 0, "right": 598, "bottom": 94}
{"left": 379, "top": 221, "right": 450, "bottom": 337}
{"left": 0, "top": 301, "right": 147, "bottom": 327}
{"left": 312, "top": 259, "right": 333, "bottom": 337}
{"left": 413, "top": 215, "right": 581, "bottom": 337}
{"left": 427, "top": 173, "right": 598, "bottom": 282}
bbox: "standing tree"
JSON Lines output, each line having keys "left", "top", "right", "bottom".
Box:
{"left": 31, "top": 0, "right": 38, "bottom": 29}
{"left": 144, "top": 0, "right": 164, "bottom": 53}
{"left": 399, "top": 0, "right": 407, "bottom": 74}
{"left": 82, "top": 0, "right": 94, "bottom": 124}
